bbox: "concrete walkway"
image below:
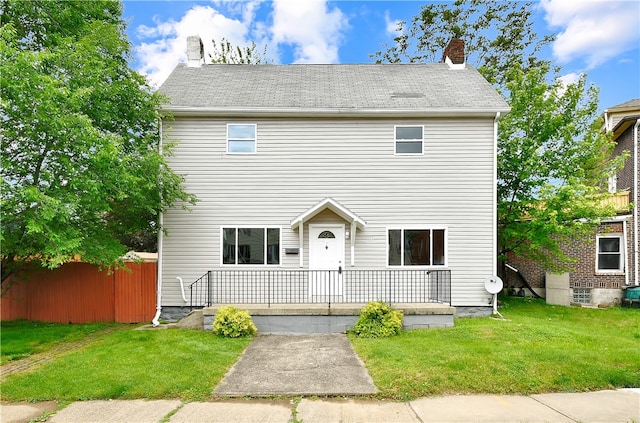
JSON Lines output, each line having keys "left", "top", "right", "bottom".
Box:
{"left": 214, "top": 334, "right": 377, "bottom": 396}
{"left": 2, "top": 389, "right": 639, "bottom": 422}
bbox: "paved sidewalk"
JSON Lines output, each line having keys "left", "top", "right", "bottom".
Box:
{"left": 2, "top": 389, "right": 638, "bottom": 422}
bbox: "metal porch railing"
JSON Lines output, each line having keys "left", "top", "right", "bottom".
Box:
{"left": 189, "top": 269, "right": 451, "bottom": 308}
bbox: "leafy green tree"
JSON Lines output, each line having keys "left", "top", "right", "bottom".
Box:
{"left": 497, "top": 65, "right": 624, "bottom": 269}
{"left": 209, "top": 37, "right": 270, "bottom": 64}
{"left": 374, "top": 0, "right": 623, "bottom": 269}
{"left": 0, "top": 0, "right": 195, "bottom": 288}
{"left": 373, "top": 0, "right": 554, "bottom": 85}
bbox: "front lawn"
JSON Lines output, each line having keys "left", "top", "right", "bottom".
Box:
{"left": 351, "top": 298, "right": 640, "bottom": 400}
{"left": 0, "top": 328, "right": 251, "bottom": 402}
{"left": 0, "top": 320, "right": 119, "bottom": 364}
{"left": 2, "top": 299, "right": 638, "bottom": 402}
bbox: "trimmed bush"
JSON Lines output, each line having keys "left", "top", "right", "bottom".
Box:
{"left": 212, "top": 306, "right": 257, "bottom": 338}
{"left": 351, "top": 301, "right": 403, "bottom": 338}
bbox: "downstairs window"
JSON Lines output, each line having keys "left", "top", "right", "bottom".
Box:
{"left": 596, "top": 234, "right": 623, "bottom": 272}
{"left": 388, "top": 229, "right": 446, "bottom": 266}
{"left": 223, "top": 227, "right": 280, "bottom": 265}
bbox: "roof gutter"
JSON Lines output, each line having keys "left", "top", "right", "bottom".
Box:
{"left": 161, "top": 106, "right": 511, "bottom": 119}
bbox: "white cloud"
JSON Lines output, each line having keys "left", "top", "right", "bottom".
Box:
{"left": 384, "top": 10, "right": 401, "bottom": 37}
{"left": 558, "top": 72, "right": 582, "bottom": 87}
{"left": 555, "top": 72, "right": 584, "bottom": 96}
{"left": 134, "top": 5, "right": 254, "bottom": 86}
{"left": 541, "top": 0, "right": 640, "bottom": 69}
{"left": 134, "top": 0, "right": 349, "bottom": 85}
{"left": 271, "top": 0, "right": 348, "bottom": 63}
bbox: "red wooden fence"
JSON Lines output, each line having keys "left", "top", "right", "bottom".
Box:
{"left": 1, "top": 261, "right": 157, "bottom": 323}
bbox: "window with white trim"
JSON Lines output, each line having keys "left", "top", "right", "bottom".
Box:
{"left": 223, "top": 227, "right": 280, "bottom": 265}
{"left": 388, "top": 229, "right": 446, "bottom": 266}
{"left": 395, "top": 125, "right": 423, "bottom": 155}
{"left": 596, "top": 234, "right": 623, "bottom": 272}
{"left": 227, "top": 124, "right": 256, "bottom": 153}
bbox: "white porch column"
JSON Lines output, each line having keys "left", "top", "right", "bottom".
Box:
{"left": 350, "top": 220, "right": 356, "bottom": 266}
{"left": 299, "top": 222, "right": 304, "bottom": 268}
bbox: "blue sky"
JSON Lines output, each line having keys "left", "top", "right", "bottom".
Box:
{"left": 122, "top": 0, "right": 640, "bottom": 112}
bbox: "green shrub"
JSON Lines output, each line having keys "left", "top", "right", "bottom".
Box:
{"left": 351, "top": 301, "right": 403, "bottom": 338}
{"left": 212, "top": 306, "right": 257, "bottom": 338}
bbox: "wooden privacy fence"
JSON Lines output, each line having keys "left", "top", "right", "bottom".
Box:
{"left": 0, "top": 261, "right": 157, "bottom": 323}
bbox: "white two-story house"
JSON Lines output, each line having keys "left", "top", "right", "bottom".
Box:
{"left": 155, "top": 37, "right": 509, "bottom": 329}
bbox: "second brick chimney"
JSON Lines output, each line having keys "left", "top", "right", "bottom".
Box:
{"left": 442, "top": 38, "right": 465, "bottom": 69}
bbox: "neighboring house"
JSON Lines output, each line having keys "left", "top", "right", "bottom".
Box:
{"left": 506, "top": 99, "right": 640, "bottom": 306}
{"left": 155, "top": 37, "right": 510, "bottom": 325}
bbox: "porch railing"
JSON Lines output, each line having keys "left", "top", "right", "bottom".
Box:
{"left": 188, "top": 269, "right": 451, "bottom": 308}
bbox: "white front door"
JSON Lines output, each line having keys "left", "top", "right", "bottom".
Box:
{"left": 309, "top": 224, "right": 345, "bottom": 300}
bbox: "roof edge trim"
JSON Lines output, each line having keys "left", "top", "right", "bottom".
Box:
{"left": 161, "top": 106, "right": 511, "bottom": 118}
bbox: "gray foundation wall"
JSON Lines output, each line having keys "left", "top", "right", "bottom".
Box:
{"left": 202, "top": 314, "right": 454, "bottom": 334}
{"left": 160, "top": 306, "right": 193, "bottom": 322}
{"left": 454, "top": 306, "right": 492, "bottom": 317}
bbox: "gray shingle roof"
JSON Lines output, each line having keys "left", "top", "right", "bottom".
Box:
{"left": 159, "top": 63, "right": 509, "bottom": 115}
{"left": 607, "top": 98, "right": 640, "bottom": 111}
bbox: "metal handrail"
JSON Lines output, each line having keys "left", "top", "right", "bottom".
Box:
{"left": 188, "top": 269, "right": 451, "bottom": 309}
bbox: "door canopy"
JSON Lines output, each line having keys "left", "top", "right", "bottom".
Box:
{"left": 290, "top": 198, "right": 366, "bottom": 230}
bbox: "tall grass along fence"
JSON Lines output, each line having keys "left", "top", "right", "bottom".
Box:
{"left": 1, "top": 261, "right": 157, "bottom": 323}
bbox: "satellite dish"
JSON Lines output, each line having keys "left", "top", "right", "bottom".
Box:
{"left": 484, "top": 276, "right": 504, "bottom": 317}
{"left": 484, "top": 276, "right": 503, "bottom": 294}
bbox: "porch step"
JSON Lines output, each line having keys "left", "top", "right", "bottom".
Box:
{"left": 176, "top": 309, "right": 204, "bottom": 329}
{"left": 202, "top": 303, "right": 455, "bottom": 334}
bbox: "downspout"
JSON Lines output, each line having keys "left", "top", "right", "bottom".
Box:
{"left": 152, "top": 119, "right": 164, "bottom": 326}
{"left": 493, "top": 112, "right": 501, "bottom": 277}
{"left": 623, "top": 219, "right": 629, "bottom": 286}
{"left": 634, "top": 119, "right": 639, "bottom": 285}
{"left": 152, "top": 212, "right": 163, "bottom": 326}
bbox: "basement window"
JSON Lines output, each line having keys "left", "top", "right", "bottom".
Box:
{"left": 572, "top": 288, "right": 591, "bottom": 304}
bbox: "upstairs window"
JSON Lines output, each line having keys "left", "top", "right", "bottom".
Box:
{"left": 596, "top": 234, "right": 623, "bottom": 272}
{"left": 223, "top": 227, "right": 280, "bottom": 265}
{"left": 395, "top": 125, "right": 423, "bottom": 155}
{"left": 227, "top": 124, "right": 256, "bottom": 153}
{"left": 388, "top": 229, "right": 446, "bottom": 266}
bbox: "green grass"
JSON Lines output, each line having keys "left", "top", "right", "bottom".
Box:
{"left": 0, "top": 328, "right": 251, "bottom": 402}
{"left": 2, "top": 299, "right": 638, "bottom": 403}
{"left": 0, "top": 320, "right": 119, "bottom": 364}
{"left": 350, "top": 298, "right": 640, "bottom": 400}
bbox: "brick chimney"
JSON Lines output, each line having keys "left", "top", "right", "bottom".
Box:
{"left": 186, "top": 35, "right": 204, "bottom": 67}
{"left": 442, "top": 38, "right": 465, "bottom": 69}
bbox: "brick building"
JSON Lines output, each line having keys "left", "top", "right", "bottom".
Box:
{"left": 506, "top": 99, "right": 639, "bottom": 307}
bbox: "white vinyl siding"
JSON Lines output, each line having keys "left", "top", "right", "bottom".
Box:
{"left": 161, "top": 117, "right": 495, "bottom": 307}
